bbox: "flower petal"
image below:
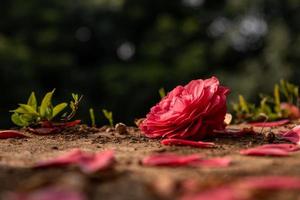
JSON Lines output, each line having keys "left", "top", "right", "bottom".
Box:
{"left": 77, "top": 150, "right": 115, "bottom": 174}
{"left": 0, "top": 130, "right": 27, "bottom": 139}
{"left": 279, "top": 125, "right": 300, "bottom": 145}
{"left": 239, "top": 143, "right": 300, "bottom": 157}
{"left": 161, "top": 139, "right": 215, "bottom": 148}
{"left": 142, "top": 154, "right": 202, "bottom": 167}
{"left": 190, "top": 157, "right": 231, "bottom": 168}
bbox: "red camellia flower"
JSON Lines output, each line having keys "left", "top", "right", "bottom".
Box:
{"left": 139, "top": 76, "right": 230, "bottom": 140}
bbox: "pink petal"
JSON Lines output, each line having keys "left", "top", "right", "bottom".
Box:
{"left": 61, "top": 120, "right": 82, "bottom": 128}
{"left": 34, "top": 149, "right": 115, "bottom": 174}
{"left": 0, "top": 130, "right": 27, "bottom": 139}
{"left": 6, "top": 187, "right": 86, "bottom": 200}
{"left": 142, "top": 154, "right": 202, "bottom": 167}
{"left": 35, "top": 149, "right": 84, "bottom": 168}
{"left": 257, "top": 143, "right": 300, "bottom": 152}
{"left": 239, "top": 144, "right": 300, "bottom": 157}
{"left": 161, "top": 139, "right": 215, "bottom": 148}
{"left": 280, "top": 103, "right": 300, "bottom": 119}
{"left": 190, "top": 157, "right": 231, "bottom": 168}
{"left": 248, "top": 119, "right": 289, "bottom": 127}
{"left": 279, "top": 125, "right": 300, "bottom": 145}
{"left": 77, "top": 150, "right": 115, "bottom": 174}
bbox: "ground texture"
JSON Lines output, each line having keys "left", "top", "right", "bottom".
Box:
{"left": 0, "top": 123, "right": 300, "bottom": 200}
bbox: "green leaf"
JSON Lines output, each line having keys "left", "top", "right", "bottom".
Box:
{"left": 89, "top": 108, "right": 96, "bottom": 127}
{"left": 27, "top": 92, "right": 37, "bottom": 110}
{"left": 52, "top": 102, "right": 68, "bottom": 119}
{"left": 11, "top": 113, "right": 29, "bottom": 127}
{"left": 239, "top": 95, "right": 249, "bottom": 113}
{"left": 274, "top": 84, "right": 281, "bottom": 113}
{"left": 18, "top": 104, "right": 39, "bottom": 115}
{"left": 102, "top": 109, "right": 113, "bottom": 127}
{"left": 40, "top": 89, "right": 55, "bottom": 118}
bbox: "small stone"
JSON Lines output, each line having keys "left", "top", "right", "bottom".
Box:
{"left": 115, "top": 123, "right": 128, "bottom": 135}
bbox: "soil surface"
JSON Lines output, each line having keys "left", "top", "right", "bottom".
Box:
{"left": 0, "top": 123, "right": 300, "bottom": 200}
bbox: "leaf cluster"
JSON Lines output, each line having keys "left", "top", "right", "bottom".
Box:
{"left": 232, "top": 80, "right": 299, "bottom": 123}
{"left": 11, "top": 90, "right": 82, "bottom": 127}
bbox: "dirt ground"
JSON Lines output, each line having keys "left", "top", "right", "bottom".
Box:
{"left": 0, "top": 123, "right": 300, "bottom": 200}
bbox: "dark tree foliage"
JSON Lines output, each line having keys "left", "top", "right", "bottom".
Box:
{"left": 0, "top": 0, "right": 299, "bottom": 127}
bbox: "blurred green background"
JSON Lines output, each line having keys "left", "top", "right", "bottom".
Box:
{"left": 0, "top": 0, "right": 299, "bottom": 127}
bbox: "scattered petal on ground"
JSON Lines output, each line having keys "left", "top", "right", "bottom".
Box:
{"left": 240, "top": 143, "right": 300, "bottom": 157}
{"left": 77, "top": 150, "right": 115, "bottom": 174}
{"left": 142, "top": 154, "right": 202, "bottom": 167}
{"left": 181, "top": 176, "right": 300, "bottom": 200}
{"left": 29, "top": 127, "right": 60, "bottom": 135}
{"left": 280, "top": 103, "right": 300, "bottom": 119}
{"left": 142, "top": 153, "right": 231, "bottom": 168}
{"left": 34, "top": 149, "right": 115, "bottom": 173}
{"left": 190, "top": 157, "right": 231, "bottom": 168}
{"left": 0, "top": 130, "right": 27, "bottom": 139}
{"left": 248, "top": 119, "right": 289, "bottom": 127}
{"left": 279, "top": 125, "right": 300, "bottom": 145}
{"left": 6, "top": 187, "right": 86, "bottom": 200}
{"left": 161, "top": 139, "right": 215, "bottom": 148}
{"left": 35, "top": 149, "right": 85, "bottom": 168}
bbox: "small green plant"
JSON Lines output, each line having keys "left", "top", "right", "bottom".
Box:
{"left": 102, "top": 109, "right": 114, "bottom": 127}
{"left": 89, "top": 108, "right": 96, "bottom": 127}
{"left": 232, "top": 80, "right": 299, "bottom": 123}
{"left": 11, "top": 90, "right": 82, "bottom": 127}
{"left": 159, "top": 87, "right": 166, "bottom": 99}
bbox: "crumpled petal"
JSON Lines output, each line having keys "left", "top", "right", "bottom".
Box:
{"left": 6, "top": 187, "right": 86, "bottom": 200}
{"left": 240, "top": 143, "right": 300, "bottom": 157}
{"left": 161, "top": 139, "right": 215, "bottom": 148}
{"left": 279, "top": 125, "right": 300, "bottom": 145}
{"left": 0, "top": 130, "right": 27, "bottom": 139}
{"left": 34, "top": 149, "right": 115, "bottom": 174}
{"left": 248, "top": 119, "right": 289, "bottom": 127}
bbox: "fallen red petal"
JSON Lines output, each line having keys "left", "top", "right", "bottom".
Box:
{"left": 248, "top": 119, "right": 289, "bottom": 127}
{"left": 6, "top": 187, "right": 86, "bottom": 200}
{"left": 29, "top": 127, "right": 60, "bottom": 135}
{"left": 279, "top": 125, "right": 300, "bottom": 145}
{"left": 142, "top": 154, "right": 202, "bottom": 167}
{"left": 34, "top": 149, "right": 115, "bottom": 174}
{"left": 77, "top": 150, "right": 115, "bottom": 174}
{"left": 190, "top": 157, "right": 231, "bottom": 168}
{"left": 181, "top": 176, "right": 300, "bottom": 200}
{"left": 161, "top": 139, "right": 215, "bottom": 148}
{"left": 0, "top": 130, "right": 27, "bottom": 139}
{"left": 239, "top": 143, "right": 300, "bottom": 157}
{"left": 35, "top": 149, "right": 84, "bottom": 168}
